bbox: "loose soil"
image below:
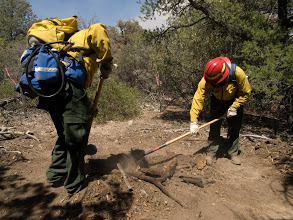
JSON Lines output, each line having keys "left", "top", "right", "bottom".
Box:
{"left": 1, "top": 104, "right": 293, "bottom": 220}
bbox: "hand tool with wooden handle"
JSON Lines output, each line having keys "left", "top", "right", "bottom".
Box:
{"left": 88, "top": 76, "right": 104, "bottom": 133}
{"left": 144, "top": 114, "right": 226, "bottom": 156}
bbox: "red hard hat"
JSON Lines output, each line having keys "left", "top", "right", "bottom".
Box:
{"left": 204, "top": 57, "right": 231, "bottom": 85}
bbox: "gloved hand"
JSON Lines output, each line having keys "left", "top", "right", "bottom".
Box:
{"left": 227, "top": 106, "right": 237, "bottom": 118}
{"left": 100, "top": 58, "right": 113, "bottom": 79}
{"left": 190, "top": 121, "right": 199, "bottom": 134}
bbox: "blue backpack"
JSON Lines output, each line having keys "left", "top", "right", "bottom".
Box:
{"left": 16, "top": 42, "right": 87, "bottom": 98}
{"left": 228, "top": 63, "right": 250, "bottom": 82}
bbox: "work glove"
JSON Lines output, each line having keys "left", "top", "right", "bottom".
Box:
{"left": 227, "top": 106, "right": 237, "bottom": 118}
{"left": 100, "top": 58, "right": 113, "bottom": 79}
{"left": 190, "top": 121, "right": 199, "bottom": 135}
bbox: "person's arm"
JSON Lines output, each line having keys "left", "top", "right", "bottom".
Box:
{"left": 67, "top": 23, "right": 113, "bottom": 88}
{"left": 87, "top": 23, "right": 112, "bottom": 64}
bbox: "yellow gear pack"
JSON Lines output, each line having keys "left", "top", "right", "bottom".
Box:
{"left": 21, "top": 17, "right": 112, "bottom": 93}
{"left": 27, "top": 16, "right": 78, "bottom": 51}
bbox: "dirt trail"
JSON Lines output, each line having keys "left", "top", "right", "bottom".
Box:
{"left": 0, "top": 106, "right": 293, "bottom": 220}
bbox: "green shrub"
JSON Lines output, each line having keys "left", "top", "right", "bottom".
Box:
{"left": 88, "top": 78, "right": 142, "bottom": 123}
{"left": 0, "top": 80, "right": 16, "bottom": 99}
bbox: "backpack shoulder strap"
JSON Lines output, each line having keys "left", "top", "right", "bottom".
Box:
{"left": 68, "top": 46, "right": 95, "bottom": 62}
{"left": 229, "top": 63, "right": 237, "bottom": 82}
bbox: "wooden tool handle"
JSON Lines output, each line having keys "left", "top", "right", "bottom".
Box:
{"left": 61, "top": 42, "right": 75, "bottom": 53}
{"left": 88, "top": 77, "right": 105, "bottom": 132}
{"left": 166, "top": 114, "right": 226, "bottom": 145}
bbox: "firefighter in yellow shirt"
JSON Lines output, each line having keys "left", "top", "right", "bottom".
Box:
{"left": 190, "top": 57, "right": 251, "bottom": 165}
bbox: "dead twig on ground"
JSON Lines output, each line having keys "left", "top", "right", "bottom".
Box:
{"left": 240, "top": 134, "right": 271, "bottom": 140}
{"left": 179, "top": 176, "right": 205, "bottom": 188}
{"left": 177, "top": 164, "right": 193, "bottom": 170}
{"left": 24, "top": 131, "right": 39, "bottom": 141}
{"left": 220, "top": 133, "right": 271, "bottom": 140}
{"left": 179, "top": 175, "right": 216, "bottom": 188}
{"left": 0, "top": 129, "right": 39, "bottom": 141}
{"left": 0, "top": 146, "right": 21, "bottom": 154}
{"left": 126, "top": 158, "right": 185, "bottom": 207}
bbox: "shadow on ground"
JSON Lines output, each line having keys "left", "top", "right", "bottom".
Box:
{"left": 0, "top": 153, "right": 139, "bottom": 220}
{"left": 282, "top": 173, "right": 293, "bottom": 207}
{"left": 0, "top": 167, "right": 58, "bottom": 219}
{"left": 87, "top": 149, "right": 148, "bottom": 177}
{"left": 159, "top": 109, "right": 190, "bottom": 122}
{"left": 159, "top": 108, "right": 290, "bottom": 138}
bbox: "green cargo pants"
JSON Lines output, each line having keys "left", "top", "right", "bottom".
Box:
{"left": 40, "top": 81, "right": 91, "bottom": 195}
{"left": 207, "top": 95, "right": 243, "bottom": 158}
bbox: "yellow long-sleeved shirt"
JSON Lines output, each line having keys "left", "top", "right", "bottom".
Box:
{"left": 67, "top": 23, "right": 112, "bottom": 89}
{"left": 190, "top": 66, "right": 251, "bottom": 122}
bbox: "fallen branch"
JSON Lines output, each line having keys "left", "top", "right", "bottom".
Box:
{"left": 0, "top": 146, "right": 21, "bottom": 154}
{"left": 240, "top": 134, "right": 271, "bottom": 140}
{"left": 128, "top": 171, "right": 186, "bottom": 207}
{"left": 0, "top": 131, "right": 39, "bottom": 141}
{"left": 117, "top": 163, "right": 133, "bottom": 191}
{"left": 179, "top": 175, "right": 216, "bottom": 188}
{"left": 25, "top": 131, "right": 39, "bottom": 141}
{"left": 177, "top": 165, "right": 192, "bottom": 170}
{"left": 139, "top": 167, "right": 163, "bottom": 178}
{"left": 140, "top": 157, "right": 177, "bottom": 183}
{"left": 161, "top": 157, "right": 177, "bottom": 181}
{"left": 179, "top": 176, "right": 204, "bottom": 188}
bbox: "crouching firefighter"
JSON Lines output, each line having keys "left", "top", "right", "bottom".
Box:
{"left": 189, "top": 57, "right": 251, "bottom": 166}
{"left": 16, "top": 17, "right": 113, "bottom": 196}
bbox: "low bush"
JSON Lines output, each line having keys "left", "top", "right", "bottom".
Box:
{"left": 0, "top": 80, "right": 16, "bottom": 99}
{"left": 87, "top": 78, "right": 142, "bottom": 123}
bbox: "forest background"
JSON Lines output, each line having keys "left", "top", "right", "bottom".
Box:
{"left": 0, "top": 0, "right": 292, "bottom": 130}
